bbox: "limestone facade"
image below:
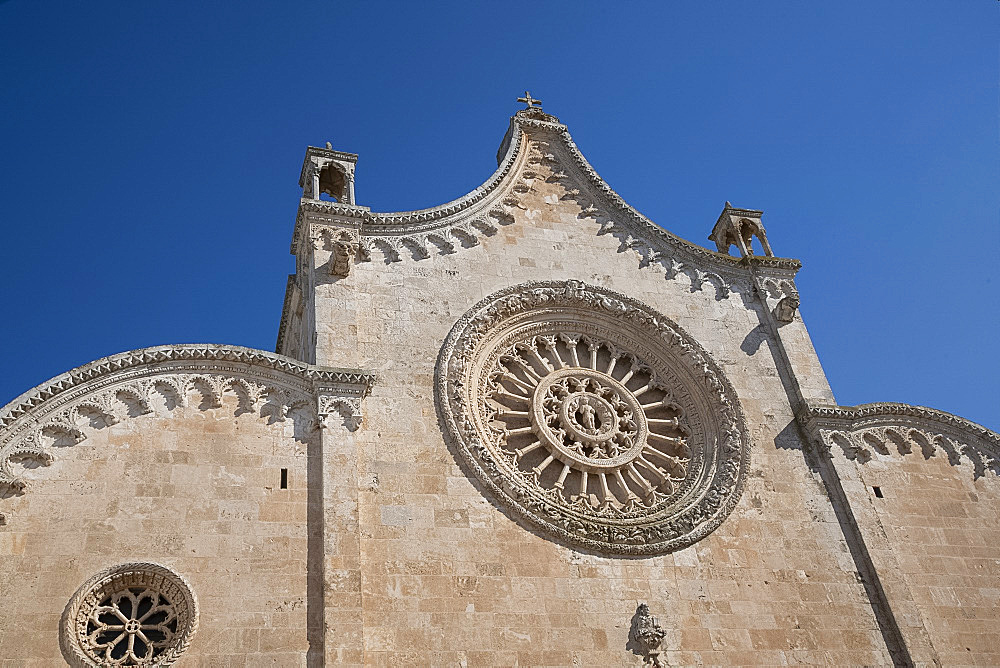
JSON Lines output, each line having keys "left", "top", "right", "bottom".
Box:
{"left": 1, "top": 103, "right": 997, "bottom": 667}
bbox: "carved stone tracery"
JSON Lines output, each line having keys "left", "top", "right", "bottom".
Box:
{"left": 437, "top": 280, "right": 750, "bottom": 554}
{"left": 490, "top": 339, "right": 690, "bottom": 512}
{"left": 61, "top": 563, "right": 198, "bottom": 668}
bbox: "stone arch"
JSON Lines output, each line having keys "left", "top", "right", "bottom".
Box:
{"left": 318, "top": 162, "right": 349, "bottom": 202}
{"left": 738, "top": 218, "right": 767, "bottom": 256}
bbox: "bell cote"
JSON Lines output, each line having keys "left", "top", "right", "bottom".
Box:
{"left": 709, "top": 202, "right": 774, "bottom": 258}
{"left": 299, "top": 143, "right": 357, "bottom": 205}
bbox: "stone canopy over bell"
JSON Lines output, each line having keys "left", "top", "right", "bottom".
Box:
{"left": 299, "top": 143, "right": 358, "bottom": 204}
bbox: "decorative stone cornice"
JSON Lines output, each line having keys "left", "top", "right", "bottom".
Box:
{"left": 0, "top": 344, "right": 375, "bottom": 505}
{"left": 800, "top": 401, "right": 1000, "bottom": 478}
{"left": 287, "top": 110, "right": 802, "bottom": 302}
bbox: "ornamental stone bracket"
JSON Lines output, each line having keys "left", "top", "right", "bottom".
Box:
{"left": 436, "top": 280, "right": 751, "bottom": 555}
{"left": 800, "top": 402, "right": 1000, "bottom": 479}
{"left": 0, "top": 345, "right": 375, "bottom": 515}
{"left": 753, "top": 274, "right": 801, "bottom": 324}
{"left": 310, "top": 222, "right": 362, "bottom": 278}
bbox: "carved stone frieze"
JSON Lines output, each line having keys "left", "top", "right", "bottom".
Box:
{"left": 0, "top": 345, "right": 374, "bottom": 505}
{"left": 316, "top": 391, "right": 364, "bottom": 431}
{"left": 759, "top": 277, "right": 799, "bottom": 302}
{"left": 436, "top": 280, "right": 751, "bottom": 555}
{"left": 801, "top": 402, "right": 1000, "bottom": 479}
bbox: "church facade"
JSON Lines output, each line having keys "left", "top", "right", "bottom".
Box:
{"left": 1, "top": 99, "right": 997, "bottom": 667}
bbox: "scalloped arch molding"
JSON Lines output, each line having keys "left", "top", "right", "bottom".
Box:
{"left": 0, "top": 345, "right": 374, "bottom": 514}
{"left": 292, "top": 108, "right": 801, "bottom": 295}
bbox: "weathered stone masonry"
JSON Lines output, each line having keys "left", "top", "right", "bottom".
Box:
{"left": 1, "top": 99, "right": 997, "bottom": 667}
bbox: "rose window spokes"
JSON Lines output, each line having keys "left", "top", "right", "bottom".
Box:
{"left": 487, "top": 333, "right": 690, "bottom": 512}
{"left": 87, "top": 587, "right": 179, "bottom": 665}
{"left": 439, "top": 281, "right": 750, "bottom": 554}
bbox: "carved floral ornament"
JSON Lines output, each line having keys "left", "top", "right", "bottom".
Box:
{"left": 436, "top": 280, "right": 751, "bottom": 554}
{"left": 60, "top": 562, "right": 198, "bottom": 667}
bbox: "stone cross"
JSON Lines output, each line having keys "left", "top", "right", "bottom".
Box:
{"left": 517, "top": 91, "right": 542, "bottom": 109}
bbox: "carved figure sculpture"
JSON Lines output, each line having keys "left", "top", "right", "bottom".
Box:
{"left": 632, "top": 603, "right": 666, "bottom": 667}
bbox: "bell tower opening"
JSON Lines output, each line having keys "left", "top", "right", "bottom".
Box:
{"left": 299, "top": 142, "right": 357, "bottom": 205}
{"left": 709, "top": 202, "right": 775, "bottom": 258}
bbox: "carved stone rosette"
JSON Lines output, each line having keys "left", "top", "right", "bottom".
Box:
{"left": 436, "top": 280, "right": 750, "bottom": 554}
{"left": 60, "top": 562, "right": 198, "bottom": 668}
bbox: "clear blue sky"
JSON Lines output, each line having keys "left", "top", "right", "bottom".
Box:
{"left": 1, "top": 2, "right": 997, "bottom": 430}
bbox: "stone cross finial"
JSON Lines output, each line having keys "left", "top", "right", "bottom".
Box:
{"left": 517, "top": 91, "right": 542, "bottom": 109}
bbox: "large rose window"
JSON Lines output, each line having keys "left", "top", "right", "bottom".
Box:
{"left": 436, "top": 280, "right": 750, "bottom": 554}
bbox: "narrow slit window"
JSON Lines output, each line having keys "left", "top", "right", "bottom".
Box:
{"left": 280, "top": 468, "right": 288, "bottom": 489}
{"left": 872, "top": 485, "right": 883, "bottom": 498}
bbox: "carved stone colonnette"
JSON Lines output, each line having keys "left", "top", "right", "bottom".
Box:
{"left": 0, "top": 344, "right": 375, "bottom": 511}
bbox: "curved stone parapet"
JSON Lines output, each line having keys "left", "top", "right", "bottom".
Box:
{"left": 291, "top": 108, "right": 801, "bottom": 286}
{"left": 0, "top": 344, "right": 375, "bottom": 499}
{"left": 801, "top": 401, "right": 1000, "bottom": 478}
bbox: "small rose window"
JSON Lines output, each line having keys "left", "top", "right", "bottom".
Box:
{"left": 61, "top": 563, "right": 198, "bottom": 667}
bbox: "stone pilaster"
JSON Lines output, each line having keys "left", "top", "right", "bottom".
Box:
{"left": 311, "top": 384, "right": 368, "bottom": 666}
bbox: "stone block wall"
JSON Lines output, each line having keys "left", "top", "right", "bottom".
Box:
{"left": 842, "top": 443, "right": 1000, "bottom": 666}
{"left": 0, "top": 397, "right": 317, "bottom": 666}
{"left": 306, "top": 141, "right": 894, "bottom": 664}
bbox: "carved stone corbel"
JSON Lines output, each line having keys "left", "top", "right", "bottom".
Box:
{"left": 315, "top": 383, "right": 368, "bottom": 432}
{"left": 331, "top": 236, "right": 359, "bottom": 278}
{"left": 773, "top": 293, "right": 800, "bottom": 323}
{"left": 311, "top": 225, "right": 361, "bottom": 278}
